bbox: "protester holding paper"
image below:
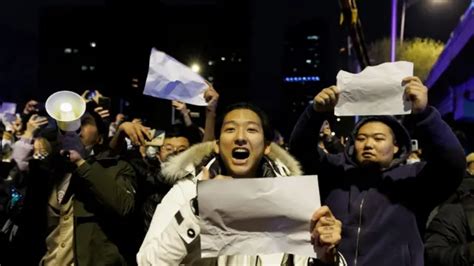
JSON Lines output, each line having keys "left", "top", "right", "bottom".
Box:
{"left": 290, "top": 74, "right": 465, "bottom": 266}
{"left": 138, "top": 103, "right": 346, "bottom": 265}
{"left": 144, "top": 48, "right": 221, "bottom": 143}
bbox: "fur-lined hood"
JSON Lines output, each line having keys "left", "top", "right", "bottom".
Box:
{"left": 161, "top": 141, "right": 302, "bottom": 184}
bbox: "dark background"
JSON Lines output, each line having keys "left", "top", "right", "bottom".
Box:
{"left": 0, "top": 0, "right": 471, "bottom": 139}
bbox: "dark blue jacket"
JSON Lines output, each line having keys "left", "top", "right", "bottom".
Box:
{"left": 289, "top": 105, "right": 465, "bottom": 266}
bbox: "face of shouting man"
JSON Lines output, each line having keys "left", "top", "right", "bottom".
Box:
{"left": 214, "top": 108, "right": 271, "bottom": 178}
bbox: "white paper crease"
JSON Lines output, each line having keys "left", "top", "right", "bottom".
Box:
{"left": 143, "top": 48, "right": 208, "bottom": 106}
{"left": 198, "top": 175, "right": 320, "bottom": 259}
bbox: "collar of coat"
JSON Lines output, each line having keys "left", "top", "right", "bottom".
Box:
{"left": 160, "top": 141, "right": 302, "bottom": 185}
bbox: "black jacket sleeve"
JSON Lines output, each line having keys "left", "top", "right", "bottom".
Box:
{"left": 407, "top": 107, "right": 465, "bottom": 208}
{"left": 289, "top": 105, "right": 331, "bottom": 174}
{"left": 76, "top": 159, "right": 136, "bottom": 217}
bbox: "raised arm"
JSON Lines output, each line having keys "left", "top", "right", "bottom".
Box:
{"left": 403, "top": 76, "right": 465, "bottom": 205}
{"left": 202, "top": 83, "right": 219, "bottom": 142}
{"left": 289, "top": 86, "right": 340, "bottom": 174}
{"left": 109, "top": 122, "right": 150, "bottom": 154}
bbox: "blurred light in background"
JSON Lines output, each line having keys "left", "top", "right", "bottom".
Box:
{"left": 191, "top": 63, "right": 201, "bottom": 73}
{"left": 284, "top": 76, "right": 320, "bottom": 82}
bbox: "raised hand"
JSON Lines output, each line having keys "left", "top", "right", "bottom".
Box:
{"left": 204, "top": 83, "right": 219, "bottom": 113}
{"left": 118, "top": 122, "right": 150, "bottom": 146}
{"left": 23, "top": 114, "right": 48, "bottom": 139}
{"left": 313, "top": 86, "right": 339, "bottom": 113}
{"left": 402, "top": 76, "right": 428, "bottom": 114}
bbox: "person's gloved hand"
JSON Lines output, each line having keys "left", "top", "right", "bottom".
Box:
{"left": 59, "top": 131, "right": 85, "bottom": 160}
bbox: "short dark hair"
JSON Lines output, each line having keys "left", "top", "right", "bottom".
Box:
{"left": 214, "top": 102, "right": 274, "bottom": 142}
{"left": 357, "top": 121, "right": 397, "bottom": 144}
{"left": 165, "top": 124, "right": 201, "bottom": 145}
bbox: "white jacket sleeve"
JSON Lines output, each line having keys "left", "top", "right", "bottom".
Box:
{"left": 11, "top": 137, "right": 33, "bottom": 171}
{"left": 137, "top": 180, "right": 201, "bottom": 265}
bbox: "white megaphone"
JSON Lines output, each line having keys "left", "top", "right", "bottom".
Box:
{"left": 45, "top": 91, "right": 86, "bottom": 131}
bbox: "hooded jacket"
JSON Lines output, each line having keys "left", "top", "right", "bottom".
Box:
{"left": 137, "top": 141, "right": 346, "bottom": 265}
{"left": 289, "top": 105, "right": 465, "bottom": 266}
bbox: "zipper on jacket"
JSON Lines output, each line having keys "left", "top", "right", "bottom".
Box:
{"left": 354, "top": 197, "right": 365, "bottom": 266}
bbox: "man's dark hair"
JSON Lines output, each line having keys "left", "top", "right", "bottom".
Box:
{"left": 165, "top": 124, "right": 201, "bottom": 145}
{"left": 214, "top": 102, "right": 274, "bottom": 142}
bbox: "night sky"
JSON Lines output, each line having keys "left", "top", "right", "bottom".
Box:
{"left": 0, "top": 0, "right": 472, "bottom": 134}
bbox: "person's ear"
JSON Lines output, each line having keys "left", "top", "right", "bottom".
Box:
{"left": 264, "top": 142, "right": 271, "bottom": 155}
{"left": 213, "top": 140, "right": 220, "bottom": 154}
{"left": 393, "top": 144, "right": 399, "bottom": 154}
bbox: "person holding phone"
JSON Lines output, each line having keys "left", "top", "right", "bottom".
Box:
{"left": 81, "top": 90, "right": 110, "bottom": 109}
{"left": 11, "top": 114, "right": 48, "bottom": 171}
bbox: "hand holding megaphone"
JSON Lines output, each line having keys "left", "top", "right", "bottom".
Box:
{"left": 59, "top": 131, "right": 86, "bottom": 158}
{"left": 60, "top": 149, "right": 86, "bottom": 167}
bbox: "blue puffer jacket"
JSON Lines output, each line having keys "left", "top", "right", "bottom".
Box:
{"left": 289, "top": 105, "right": 465, "bottom": 266}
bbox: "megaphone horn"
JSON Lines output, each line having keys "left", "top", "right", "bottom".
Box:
{"left": 45, "top": 91, "right": 86, "bottom": 131}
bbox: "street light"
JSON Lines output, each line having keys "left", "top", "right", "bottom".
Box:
{"left": 391, "top": 0, "right": 398, "bottom": 61}
{"left": 191, "top": 63, "right": 201, "bottom": 73}
{"left": 400, "top": 0, "right": 450, "bottom": 45}
{"left": 390, "top": 0, "right": 420, "bottom": 60}
{"left": 400, "top": 0, "right": 421, "bottom": 45}
{"left": 393, "top": 0, "right": 443, "bottom": 60}
{"left": 431, "top": 0, "right": 449, "bottom": 4}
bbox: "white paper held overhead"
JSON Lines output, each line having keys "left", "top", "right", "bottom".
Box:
{"left": 335, "top": 61, "right": 414, "bottom": 116}
{"left": 143, "top": 48, "right": 208, "bottom": 106}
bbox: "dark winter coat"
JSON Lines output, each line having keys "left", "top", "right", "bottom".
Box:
{"left": 19, "top": 149, "right": 137, "bottom": 266}
{"left": 289, "top": 105, "right": 465, "bottom": 266}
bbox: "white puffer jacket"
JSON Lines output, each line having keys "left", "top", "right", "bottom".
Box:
{"left": 137, "top": 141, "right": 346, "bottom": 266}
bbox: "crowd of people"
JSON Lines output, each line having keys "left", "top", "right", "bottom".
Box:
{"left": 0, "top": 75, "right": 471, "bottom": 265}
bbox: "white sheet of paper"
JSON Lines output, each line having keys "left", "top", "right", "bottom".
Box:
{"left": 335, "top": 61, "right": 414, "bottom": 116}
{"left": 143, "top": 48, "right": 208, "bottom": 106}
{"left": 198, "top": 175, "right": 320, "bottom": 259}
{"left": 0, "top": 102, "right": 17, "bottom": 115}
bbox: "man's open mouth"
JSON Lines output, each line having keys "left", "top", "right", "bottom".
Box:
{"left": 232, "top": 148, "right": 250, "bottom": 160}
